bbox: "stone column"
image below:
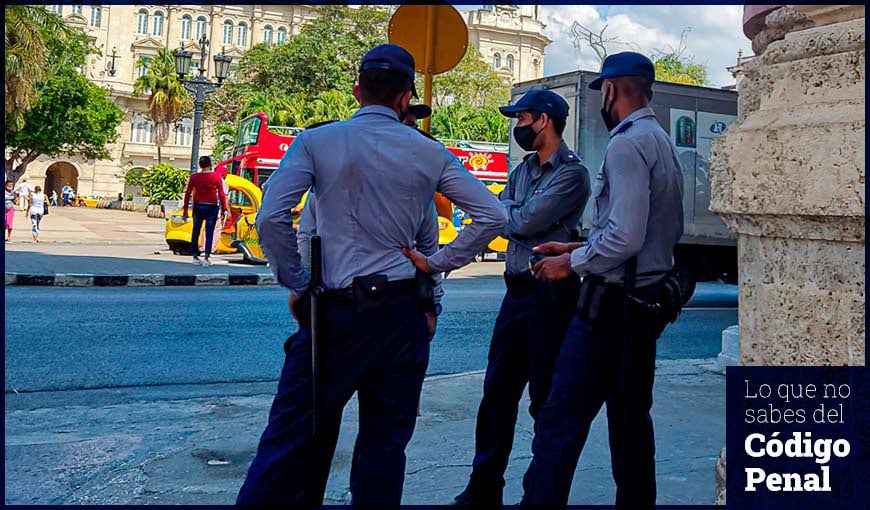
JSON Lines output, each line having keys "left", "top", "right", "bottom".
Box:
{"left": 709, "top": 6, "right": 864, "bottom": 505}
{"left": 710, "top": 4, "right": 865, "bottom": 367}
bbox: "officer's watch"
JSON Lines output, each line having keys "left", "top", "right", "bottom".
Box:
{"left": 435, "top": 303, "right": 443, "bottom": 316}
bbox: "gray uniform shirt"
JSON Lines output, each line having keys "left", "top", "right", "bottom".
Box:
{"left": 258, "top": 105, "right": 507, "bottom": 294}
{"left": 500, "top": 141, "right": 590, "bottom": 274}
{"left": 570, "top": 106, "right": 684, "bottom": 287}
{"left": 297, "top": 193, "right": 444, "bottom": 304}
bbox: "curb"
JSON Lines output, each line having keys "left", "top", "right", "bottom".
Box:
{"left": 5, "top": 272, "right": 276, "bottom": 288}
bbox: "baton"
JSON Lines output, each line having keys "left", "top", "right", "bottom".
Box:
{"left": 309, "top": 235, "right": 324, "bottom": 438}
{"left": 506, "top": 236, "right": 547, "bottom": 266}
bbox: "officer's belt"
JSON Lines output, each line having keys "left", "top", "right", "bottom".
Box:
{"left": 320, "top": 278, "right": 417, "bottom": 303}
{"left": 504, "top": 271, "right": 542, "bottom": 296}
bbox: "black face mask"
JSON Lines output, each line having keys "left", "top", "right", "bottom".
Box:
{"left": 513, "top": 122, "right": 542, "bottom": 152}
{"left": 601, "top": 87, "right": 619, "bottom": 132}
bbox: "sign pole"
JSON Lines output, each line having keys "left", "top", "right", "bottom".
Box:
{"left": 422, "top": 4, "right": 436, "bottom": 134}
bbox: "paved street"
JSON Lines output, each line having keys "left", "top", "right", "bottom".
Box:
{"left": 4, "top": 206, "right": 736, "bottom": 505}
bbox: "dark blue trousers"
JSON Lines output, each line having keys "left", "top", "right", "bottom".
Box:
{"left": 465, "top": 274, "right": 580, "bottom": 497}
{"left": 520, "top": 283, "right": 670, "bottom": 509}
{"left": 190, "top": 202, "right": 219, "bottom": 258}
{"left": 236, "top": 294, "right": 429, "bottom": 508}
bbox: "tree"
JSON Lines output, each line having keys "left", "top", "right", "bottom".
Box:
{"left": 5, "top": 21, "right": 123, "bottom": 183}
{"left": 5, "top": 66, "right": 124, "bottom": 183}
{"left": 4, "top": 5, "right": 76, "bottom": 135}
{"left": 426, "top": 44, "right": 511, "bottom": 109}
{"left": 133, "top": 47, "right": 192, "bottom": 164}
{"left": 431, "top": 103, "right": 508, "bottom": 143}
{"left": 651, "top": 29, "right": 709, "bottom": 86}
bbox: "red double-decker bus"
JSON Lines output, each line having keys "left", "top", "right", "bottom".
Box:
{"left": 224, "top": 113, "right": 509, "bottom": 186}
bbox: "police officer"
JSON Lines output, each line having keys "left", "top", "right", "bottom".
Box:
{"left": 521, "top": 52, "right": 684, "bottom": 509}
{"left": 448, "top": 89, "right": 591, "bottom": 506}
{"left": 401, "top": 103, "right": 432, "bottom": 129}
{"left": 236, "top": 44, "right": 507, "bottom": 507}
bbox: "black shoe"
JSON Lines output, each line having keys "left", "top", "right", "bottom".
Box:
{"left": 449, "top": 488, "right": 503, "bottom": 507}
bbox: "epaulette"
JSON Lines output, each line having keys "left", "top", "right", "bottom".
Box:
{"left": 561, "top": 150, "right": 581, "bottom": 164}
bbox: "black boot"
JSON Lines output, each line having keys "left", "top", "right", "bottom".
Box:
{"left": 449, "top": 487, "right": 503, "bottom": 507}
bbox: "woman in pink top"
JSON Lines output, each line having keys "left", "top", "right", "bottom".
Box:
{"left": 182, "top": 156, "right": 229, "bottom": 267}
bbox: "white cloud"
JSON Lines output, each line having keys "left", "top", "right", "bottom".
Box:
{"left": 540, "top": 5, "right": 753, "bottom": 87}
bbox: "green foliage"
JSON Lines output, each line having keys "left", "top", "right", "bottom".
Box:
{"left": 128, "top": 163, "right": 190, "bottom": 205}
{"left": 212, "top": 122, "right": 238, "bottom": 161}
{"left": 431, "top": 103, "right": 508, "bottom": 143}
{"left": 654, "top": 54, "right": 708, "bottom": 86}
{"left": 133, "top": 47, "right": 192, "bottom": 162}
{"left": 427, "top": 44, "right": 511, "bottom": 109}
{"left": 4, "top": 5, "right": 77, "bottom": 134}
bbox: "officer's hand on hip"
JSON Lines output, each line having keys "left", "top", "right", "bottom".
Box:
{"left": 402, "top": 247, "right": 432, "bottom": 273}
{"left": 532, "top": 253, "right": 574, "bottom": 281}
{"left": 533, "top": 241, "right": 581, "bottom": 256}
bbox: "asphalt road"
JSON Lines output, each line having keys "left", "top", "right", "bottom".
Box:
{"left": 4, "top": 279, "right": 737, "bottom": 393}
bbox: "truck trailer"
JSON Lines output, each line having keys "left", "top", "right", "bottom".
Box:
{"left": 509, "top": 71, "right": 739, "bottom": 302}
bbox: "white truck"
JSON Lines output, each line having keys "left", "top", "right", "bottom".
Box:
{"left": 509, "top": 71, "right": 739, "bottom": 302}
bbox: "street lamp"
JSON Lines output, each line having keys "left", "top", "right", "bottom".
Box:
{"left": 106, "top": 46, "right": 119, "bottom": 77}
{"left": 174, "top": 35, "right": 232, "bottom": 174}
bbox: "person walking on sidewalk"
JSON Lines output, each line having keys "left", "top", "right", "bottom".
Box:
{"left": 62, "top": 184, "right": 73, "bottom": 206}
{"left": 50, "top": 190, "right": 58, "bottom": 206}
{"left": 520, "top": 52, "right": 684, "bottom": 509}
{"left": 15, "top": 179, "right": 32, "bottom": 212}
{"left": 29, "top": 186, "right": 47, "bottom": 243}
{"left": 5, "top": 180, "right": 18, "bottom": 242}
{"left": 236, "top": 44, "right": 507, "bottom": 508}
{"left": 182, "top": 156, "right": 228, "bottom": 267}
{"left": 450, "top": 89, "right": 591, "bottom": 507}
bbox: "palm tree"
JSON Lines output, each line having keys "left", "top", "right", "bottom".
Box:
{"left": 4, "top": 5, "right": 73, "bottom": 135}
{"left": 133, "top": 47, "right": 192, "bottom": 163}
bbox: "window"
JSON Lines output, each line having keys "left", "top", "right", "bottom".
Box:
{"left": 72, "top": 5, "right": 82, "bottom": 15}
{"left": 237, "top": 22, "right": 247, "bottom": 46}
{"left": 506, "top": 54, "right": 514, "bottom": 70}
{"left": 135, "top": 56, "right": 150, "bottom": 80}
{"left": 263, "top": 25, "right": 273, "bottom": 44}
{"left": 174, "top": 118, "right": 193, "bottom": 146}
{"left": 493, "top": 53, "right": 501, "bottom": 69}
{"left": 136, "top": 9, "right": 148, "bottom": 35}
{"left": 223, "top": 20, "right": 233, "bottom": 45}
{"left": 180, "top": 15, "right": 191, "bottom": 40}
{"left": 130, "top": 114, "right": 154, "bottom": 144}
{"left": 257, "top": 168, "right": 274, "bottom": 188}
{"left": 152, "top": 11, "right": 164, "bottom": 37}
{"left": 240, "top": 169, "right": 255, "bottom": 183}
{"left": 276, "top": 27, "right": 287, "bottom": 45}
{"left": 49, "top": 5, "right": 62, "bottom": 14}
{"left": 195, "top": 16, "right": 207, "bottom": 40}
{"left": 90, "top": 6, "right": 101, "bottom": 27}
{"left": 228, "top": 189, "right": 253, "bottom": 207}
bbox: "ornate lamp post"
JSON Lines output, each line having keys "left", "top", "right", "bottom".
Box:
{"left": 106, "top": 46, "right": 119, "bottom": 77}
{"left": 174, "top": 35, "right": 232, "bottom": 174}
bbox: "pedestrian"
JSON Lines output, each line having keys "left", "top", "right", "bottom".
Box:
{"left": 519, "top": 52, "right": 685, "bottom": 509}
{"left": 236, "top": 43, "right": 507, "bottom": 507}
{"left": 181, "top": 155, "right": 228, "bottom": 267}
{"left": 200, "top": 170, "right": 230, "bottom": 255}
{"left": 50, "top": 190, "right": 58, "bottom": 206}
{"left": 5, "top": 180, "right": 18, "bottom": 242}
{"left": 449, "top": 89, "right": 591, "bottom": 506}
{"left": 29, "top": 185, "right": 47, "bottom": 243}
{"left": 16, "top": 179, "right": 32, "bottom": 212}
{"left": 62, "top": 184, "right": 73, "bottom": 206}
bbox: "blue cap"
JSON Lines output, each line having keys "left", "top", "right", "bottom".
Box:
{"left": 498, "top": 89, "right": 569, "bottom": 119}
{"left": 588, "top": 51, "right": 656, "bottom": 90}
{"left": 359, "top": 44, "right": 418, "bottom": 98}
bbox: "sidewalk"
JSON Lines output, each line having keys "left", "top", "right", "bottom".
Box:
{"left": 4, "top": 359, "right": 724, "bottom": 505}
{"left": 4, "top": 206, "right": 507, "bottom": 285}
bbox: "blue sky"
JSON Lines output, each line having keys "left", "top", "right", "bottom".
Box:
{"left": 458, "top": 5, "right": 753, "bottom": 87}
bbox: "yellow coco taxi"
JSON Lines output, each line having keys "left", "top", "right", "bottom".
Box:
{"left": 165, "top": 174, "right": 262, "bottom": 258}
{"left": 436, "top": 183, "right": 508, "bottom": 257}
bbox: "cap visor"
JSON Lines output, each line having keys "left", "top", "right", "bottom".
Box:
{"left": 588, "top": 77, "right": 605, "bottom": 90}
{"left": 498, "top": 105, "right": 524, "bottom": 118}
{"left": 408, "top": 104, "right": 431, "bottom": 119}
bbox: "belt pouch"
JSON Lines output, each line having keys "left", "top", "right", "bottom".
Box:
{"left": 352, "top": 274, "right": 389, "bottom": 312}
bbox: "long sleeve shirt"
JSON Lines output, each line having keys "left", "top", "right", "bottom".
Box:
{"left": 183, "top": 171, "right": 229, "bottom": 213}
{"left": 257, "top": 105, "right": 507, "bottom": 295}
{"left": 499, "top": 141, "right": 590, "bottom": 274}
{"left": 570, "top": 106, "right": 684, "bottom": 287}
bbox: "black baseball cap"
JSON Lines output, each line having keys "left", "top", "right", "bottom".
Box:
{"left": 499, "top": 89, "right": 569, "bottom": 119}
{"left": 359, "top": 44, "right": 418, "bottom": 98}
{"left": 589, "top": 51, "right": 656, "bottom": 90}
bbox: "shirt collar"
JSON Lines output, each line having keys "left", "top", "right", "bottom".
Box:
{"left": 609, "top": 106, "right": 656, "bottom": 136}
{"left": 527, "top": 141, "right": 570, "bottom": 177}
{"left": 352, "top": 104, "right": 400, "bottom": 121}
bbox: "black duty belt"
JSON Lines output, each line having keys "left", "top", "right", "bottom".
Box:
{"left": 321, "top": 278, "right": 416, "bottom": 303}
